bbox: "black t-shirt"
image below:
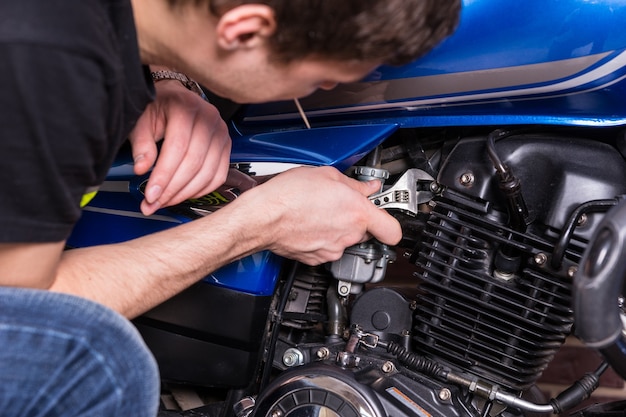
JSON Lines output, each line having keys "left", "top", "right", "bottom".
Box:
{"left": 0, "top": 0, "right": 154, "bottom": 242}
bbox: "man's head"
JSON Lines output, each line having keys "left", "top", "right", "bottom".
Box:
{"left": 206, "top": 0, "right": 461, "bottom": 66}
{"left": 145, "top": 0, "right": 461, "bottom": 102}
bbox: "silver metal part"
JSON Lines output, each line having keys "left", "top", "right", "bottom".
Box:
{"left": 282, "top": 348, "right": 305, "bottom": 367}
{"left": 329, "top": 242, "right": 396, "bottom": 294}
{"left": 368, "top": 168, "right": 435, "bottom": 215}
{"left": 445, "top": 371, "right": 556, "bottom": 414}
{"left": 234, "top": 396, "right": 256, "bottom": 417}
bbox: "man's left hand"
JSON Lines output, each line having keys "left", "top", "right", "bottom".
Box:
{"left": 129, "top": 79, "right": 232, "bottom": 215}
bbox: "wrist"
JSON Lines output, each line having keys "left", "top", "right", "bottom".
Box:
{"left": 150, "top": 69, "right": 206, "bottom": 99}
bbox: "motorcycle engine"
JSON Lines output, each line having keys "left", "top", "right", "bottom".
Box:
{"left": 250, "top": 130, "right": 626, "bottom": 417}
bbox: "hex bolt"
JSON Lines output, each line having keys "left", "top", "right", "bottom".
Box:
{"left": 430, "top": 182, "right": 443, "bottom": 194}
{"left": 381, "top": 361, "right": 395, "bottom": 373}
{"left": 316, "top": 347, "right": 330, "bottom": 360}
{"left": 439, "top": 388, "right": 452, "bottom": 402}
{"left": 282, "top": 348, "right": 304, "bottom": 367}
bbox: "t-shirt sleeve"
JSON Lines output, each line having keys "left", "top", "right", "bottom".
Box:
{"left": 0, "top": 43, "right": 112, "bottom": 243}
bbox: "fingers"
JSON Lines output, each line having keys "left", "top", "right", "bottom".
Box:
{"left": 128, "top": 107, "right": 161, "bottom": 176}
{"left": 324, "top": 169, "right": 402, "bottom": 246}
{"left": 140, "top": 116, "right": 231, "bottom": 214}
{"left": 247, "top": 166, "right": 403, "bottom": 265}
{"left": 132, "top": 85, "right": 233, "bottom": 215}
{"left": 362, "top": 201, "right": 402, "bottom": 246}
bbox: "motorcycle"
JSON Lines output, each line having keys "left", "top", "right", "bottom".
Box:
{"left": 68, "top": 1, "right": 626, "bottom": 416}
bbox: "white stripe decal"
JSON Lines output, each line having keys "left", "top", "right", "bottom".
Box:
{"left": 82, "top": 206, "right": 183, "bottom": 224}
{"left": 245, "top": 51, "right": 626, "bottom": 121}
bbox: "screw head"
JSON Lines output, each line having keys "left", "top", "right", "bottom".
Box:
{"left": 381, "top": 361, "right": 395, "bottom": 373}
{"left": 568, "top": 266, "right": 578, "bottom": 278}
{"left": 439, "top": 388, "right": 452, "bottom": 402}
{"left": 534, "top": 253, "right": 547, "bottom": 266}
{"left": 460, "top": 172, "right": 475, "bottom": 186}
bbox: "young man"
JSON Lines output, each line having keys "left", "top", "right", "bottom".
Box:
{"left": 0, "top": 0, "right": 461, "bottom": 415}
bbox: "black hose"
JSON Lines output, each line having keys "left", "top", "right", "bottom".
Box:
{"left": 550, "top": 362, "right": 609, "bottom": 414}
{"left": 486, "top": 129, "right": 531, "bottom": 232}
{"left": 382, "top": 340, "right": 446, "bottom": 378}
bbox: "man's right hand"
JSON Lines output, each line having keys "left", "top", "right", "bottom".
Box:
{"left": 231, "top": 166, "right": 402, "bottom": 266}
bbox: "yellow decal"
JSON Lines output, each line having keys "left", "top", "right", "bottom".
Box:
{"left": 80, "top": 186, "right": 100, "bottom": 208}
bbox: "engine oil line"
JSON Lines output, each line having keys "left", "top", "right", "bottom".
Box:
{"left": 352, "top": 326, "right": 607, "bottom": 414}
{"left": 444, "top": 361, "right": 608, "bottom": 414}
{"left": 551, "top": 198, "right": 622, "bottom": 270}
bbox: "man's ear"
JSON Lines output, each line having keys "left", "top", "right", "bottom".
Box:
{"left": 216, "top": 4, "right": 276, "bottom": 50}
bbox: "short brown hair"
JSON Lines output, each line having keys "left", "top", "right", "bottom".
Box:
{"left": 180, "top": 0, "right": 461, "bottom": 65}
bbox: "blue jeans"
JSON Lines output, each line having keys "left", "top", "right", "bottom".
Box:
{"left": 0, "top": 287, "right": 160, "bottom": 416}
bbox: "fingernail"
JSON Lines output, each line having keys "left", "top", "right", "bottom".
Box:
{"left": 134, "top": 154, "right": 145, "bottom": 164}
{"left": 145, "top": 185, "right": 162, "bottom": 203}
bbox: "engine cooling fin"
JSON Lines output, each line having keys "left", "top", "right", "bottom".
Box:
{"left": 413, "top": 194, "right": 577, "bottom": 392}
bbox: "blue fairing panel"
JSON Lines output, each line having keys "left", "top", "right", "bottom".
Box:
{"left": 68, "top": 123, "right": 400, "bottom": 295}
{"left": 230, "top": 124, "right": 399, "bottom": 171}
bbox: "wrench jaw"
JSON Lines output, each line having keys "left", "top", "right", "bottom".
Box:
{"left": 368, "top": 168, "right": 436, "bottom": 216}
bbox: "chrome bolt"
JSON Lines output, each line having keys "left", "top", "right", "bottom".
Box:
{"left": 282, "top": 348, "right": 304, "bottom": 367}
{"left": 271, "top": 410, "right": 283, "bottom": 417}
{"left": 534, "top": 253, "right": 547, "bottom": 266}
{"left": 577, "top": 213, "right": 588, "bottom": 227}
{"left": 381, "top": 361, "right": 395, "bottom": 373}
{"left": 460, "top": 172, "right": 475, "bottom": 186}
{"left": 338, "top": 284, "right": 350, "bottom": 296}
{"left": 430, "top": 182, "right": 443, "bottom": 194}
{"left": 568, "top": 266, "right": 578, "bottom": 278}
{"left": 316, "top": 347, "right": 330, "bottom": 360}
{"left": 439, "top": 388, "right": 452, "bottom": 402}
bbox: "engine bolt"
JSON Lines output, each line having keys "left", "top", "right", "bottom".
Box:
{"left": 381, "top": 361, "right": 395, "bottom": 373}
{"left": 282, "top": 348, "right": 304, "bottom": 367}
{"left": 338, "top": 284, "right": 350, "bottom": 296}
{"left": 439, "top": 388, "right": 452, "bottom": 402}
{"left": 568, "top": 266, "right": 578, "bottom": 278}
{"left": 316, "top": 347, "right": 330, "bottom": 360}
{"left": 460, "top": 172, "right": 474, "bottom": 186}
{"left": 577, "top": 213, "right": 588, "bottom": 227}
{"left": 270, "top": 410, "right": 283, "bottom": 417}
{"left": 430, "top": 182, "right": 443, "bottom": 194}
{"left": 534, "top": 253, "right": 547, "bottom": 266}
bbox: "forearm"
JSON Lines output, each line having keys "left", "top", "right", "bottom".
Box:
{"left": 50, "top": 200, "right": 265, "bottom": 318}
{"left": 48, "top": 166, "right": 402, "bottom": 318}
